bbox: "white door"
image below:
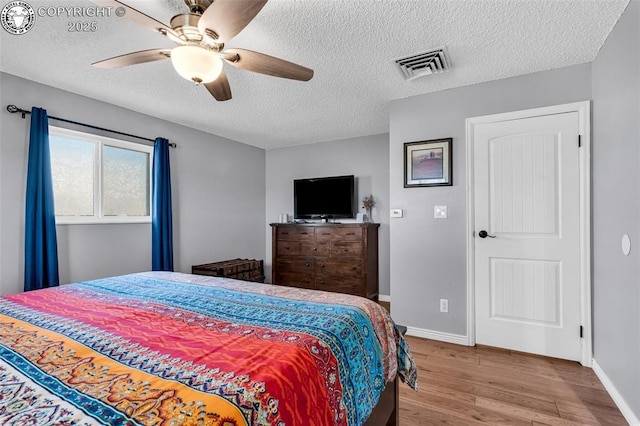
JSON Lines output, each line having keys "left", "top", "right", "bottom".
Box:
{"left": 473, "top": 111, "right": 582, "bottom": 361}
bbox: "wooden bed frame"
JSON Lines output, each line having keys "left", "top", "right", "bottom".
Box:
{"left": 364, "top": 376, "right": 399, "bottom": 426}
{"left": 363, "top": 325, "right": 405, "bottom": 425}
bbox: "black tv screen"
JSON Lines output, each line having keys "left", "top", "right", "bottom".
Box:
{"left": 294, "top": 175, "right": 355, "bottom": 219}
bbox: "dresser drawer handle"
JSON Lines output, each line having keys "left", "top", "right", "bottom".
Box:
{"left": 313, "top": 247, "right": 317, "bottom": 251}
{"left": 319, "top": 280, "right": 325, "bottom": 285}
{"left": 346, "top": 232, "right": 355, "bottom": 236}
{"left": 343, "top": 249, "right": 349, "bottom": 252}
{"left": 301, "top": 232, "right": 309, "bottom": 235}
{"left": 321, "top": 232, "right": 331, "bottom": 236}
{"left": 320, "top": 264, "right": 325, "bottom": 268}
{"left": 305, "top": 263, "right": 310, "bottom": 267}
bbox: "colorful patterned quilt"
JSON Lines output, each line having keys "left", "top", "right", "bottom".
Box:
{"left": 0, "top": 272, "right": 417, "bottom": 426}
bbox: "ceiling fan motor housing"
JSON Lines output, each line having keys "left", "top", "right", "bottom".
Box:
{"left": 170, "top": 13, "right": 222, "bottom": 49}
{"left": 170, "top": 13, "right": 202, "bottom": 42}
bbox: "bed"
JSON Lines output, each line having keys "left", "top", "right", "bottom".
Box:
{"left": 0, "top": 271, "right": 417, "bottom": 425}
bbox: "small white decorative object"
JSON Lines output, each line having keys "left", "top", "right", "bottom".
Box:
{"left": 621, "top": 234, "right": 631, "bottom": 256}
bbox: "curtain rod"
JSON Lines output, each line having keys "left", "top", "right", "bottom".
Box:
{"left": 5, "top": 105, "right": 177, "bottom": 148}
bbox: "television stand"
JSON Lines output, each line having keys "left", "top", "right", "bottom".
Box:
{"left": 270, "top": 222, "right": 379, "bottom": 301}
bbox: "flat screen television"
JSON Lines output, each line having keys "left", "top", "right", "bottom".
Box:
{"left": 294, "top": 175, "right": 355, "bottom": 220}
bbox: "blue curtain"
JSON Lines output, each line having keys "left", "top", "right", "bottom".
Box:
{"left": 24, "top": 107, "right": 59, "bottom": 291}
{"left": 152, "top": 137, "right": 174, "bottom": 271}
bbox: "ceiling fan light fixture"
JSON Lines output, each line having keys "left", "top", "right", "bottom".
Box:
{"left": 171, "top": 45, "right": 222, "bottom": 84}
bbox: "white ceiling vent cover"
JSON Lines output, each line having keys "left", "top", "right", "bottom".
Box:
{"left": 394, "top": 47, "right": 450, "bottom": 81}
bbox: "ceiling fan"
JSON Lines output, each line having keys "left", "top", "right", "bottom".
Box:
{"left": 90, "top": 0, "right": 314, "bottom": 101}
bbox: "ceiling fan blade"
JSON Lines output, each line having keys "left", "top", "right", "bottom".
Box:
{"left": 204, "top": 70, "right": 232, "bottom": 101}
{"left": 92, "top": 49, "right": 171, "bottom": 69}
{"left": 223, "top": 48, "right": 313, "bottom": 81}
{"left": 197, "top": 0, "right": 268, "bottom": 43}
{"left": 89, "top": 0, "right": 179, "bottom": 39}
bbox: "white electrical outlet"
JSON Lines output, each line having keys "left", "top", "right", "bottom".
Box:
{"left": 440, "top": 298, "right": 449, "bottom": 313}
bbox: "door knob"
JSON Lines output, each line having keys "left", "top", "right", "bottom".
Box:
{"left": 478, "top": 230, "right": 496, "bottom": 239}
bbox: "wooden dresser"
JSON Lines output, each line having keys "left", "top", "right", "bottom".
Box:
{"left": 270, "top": 223, "right": 379, "bottom": 301}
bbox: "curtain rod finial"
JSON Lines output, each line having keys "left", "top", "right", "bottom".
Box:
{"left": 6, "top": 104, "right": 27, "bottom": 118}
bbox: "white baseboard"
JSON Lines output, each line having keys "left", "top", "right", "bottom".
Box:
{"left": 405, "top": 326, "right": 469, "bottom": 346}
{"left": 592, "top": 359, "right": 639, "bottom": 425}
{"left": 378, "top": 294, "right": 391, "bottom": 302}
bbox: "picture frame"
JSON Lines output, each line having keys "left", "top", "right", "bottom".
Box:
{"left": 404, "top": 138, "right": 453, "bottom": 187}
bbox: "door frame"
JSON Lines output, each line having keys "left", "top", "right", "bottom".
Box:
{"left": 465, "top": 101, "right": 592, "bottom": 366}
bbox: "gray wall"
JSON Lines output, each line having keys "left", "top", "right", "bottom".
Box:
{"left": 592, "top": 0, "right": 640, "bottom": 419}
{"left": 265, "top": 134, "right": 390, "bottom": 295}
{"left": 0, "top": 72, "right": 266, "bottom": 295}
{"left": 389, "top": 64, "right": 592, "bottom": 335}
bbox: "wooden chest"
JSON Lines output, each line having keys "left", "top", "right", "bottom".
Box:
{"left": 192, "top": 258, "right": 265, "bottom": 283}
{"left": 271, "top": 223, "right": 379, "bottom": 300}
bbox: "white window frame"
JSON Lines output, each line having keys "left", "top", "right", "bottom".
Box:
{"left": 49, "top": 126, "right": 153, "bottom": 225}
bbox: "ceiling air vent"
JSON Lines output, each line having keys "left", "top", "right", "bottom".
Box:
{"left": 394, "top": 47, "right": 450, "bottom": 81}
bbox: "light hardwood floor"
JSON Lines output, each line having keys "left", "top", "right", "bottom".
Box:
{"left": 399, "top": 336, "right": 627, "bottom": 425}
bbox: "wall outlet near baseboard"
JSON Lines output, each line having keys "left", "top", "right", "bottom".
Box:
{"left": 440, "top": 298, "right": 449, "bottom": 313}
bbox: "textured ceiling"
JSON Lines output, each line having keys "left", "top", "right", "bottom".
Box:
{"left": 0, "top": 0, "right": 630, "bottom": 149}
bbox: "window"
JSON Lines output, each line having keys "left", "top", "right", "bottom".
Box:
{"left": 49, "top": 126, "right": 153, "bottom": 224}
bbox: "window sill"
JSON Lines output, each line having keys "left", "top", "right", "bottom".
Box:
{"left": 56, "top": 217, "right": 151, "bottom": 225}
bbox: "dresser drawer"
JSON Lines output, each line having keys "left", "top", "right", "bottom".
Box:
{"left": 277, "top": 227, "right": 315, "bottom": 241}
{"left": 301, "top": 241, "right": 330, "bottom": 256}
{"left": 275, "top": 272, "right": 314, "bottom": 290}
{"left": 276, "top": 241, "right": 302, "bottom": 256}
{"left": 316, "top": 276, "right": 364, "bottom": 296}
{"left": 314, "top": 227, "right": 335, "bottom": 240}
{"left": 331, "top": 241, "right": 363, "bottom": 257}
{"left": 316, "top": 226, "right": 363, "bottom": 241}
{"left": 277, "top": 258, "right": 314, "bottom": 274}
{"left": 315, "top": 258, "right": 362, "bottom": 277}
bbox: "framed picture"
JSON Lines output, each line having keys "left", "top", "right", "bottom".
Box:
{"left": 404, "top": 138, "right": 453, "bottom": 187}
